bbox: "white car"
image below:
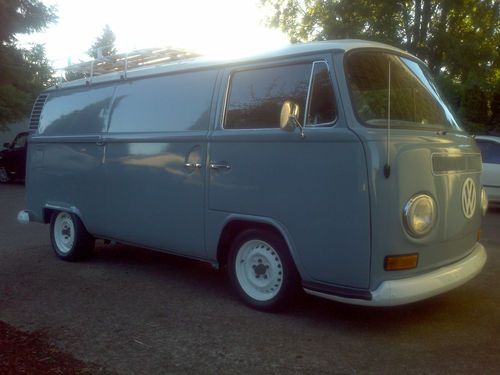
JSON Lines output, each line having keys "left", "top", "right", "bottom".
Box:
{"left": 475, "top": 135, "right": 500, "bottom": 203}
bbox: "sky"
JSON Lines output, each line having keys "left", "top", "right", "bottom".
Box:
{"left": 17, "top": 0, "right": 290, "bottom": 71}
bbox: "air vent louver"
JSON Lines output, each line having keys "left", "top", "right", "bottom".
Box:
{"left": 29, "top": 94, "right": 49, "bottom": 131}
{"left": 432, "top": 154, "right": 482, "bottom": 174}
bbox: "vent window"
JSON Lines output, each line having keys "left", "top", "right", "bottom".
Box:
{"left": 29, "top": 94, "right": 49, "bottom": 131}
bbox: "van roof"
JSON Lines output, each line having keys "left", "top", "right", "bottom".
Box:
{"left": 47, "top": 39, "right": 411, "bottom": 91}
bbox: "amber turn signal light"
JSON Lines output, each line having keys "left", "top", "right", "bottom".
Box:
{"left": 384, "top": 254, "right": 418, "bottom": 271}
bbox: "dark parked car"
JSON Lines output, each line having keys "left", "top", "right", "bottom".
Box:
{"left": 0, "top": 131, "right": 29, "bottom": 183}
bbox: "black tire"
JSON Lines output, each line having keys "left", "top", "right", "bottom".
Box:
{"left": 50, "top": 211, "right": 94, "bottom": 261}
{"left": 228, "top": 229, "right": 300, "bottom": 312}
{"left": 0, "top": 166, "right": 10, "bottom": 183}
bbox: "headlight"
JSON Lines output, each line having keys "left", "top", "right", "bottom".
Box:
{"left": 403, "top": 194, "right": 437, "bottom": 237}
{"left": 481, "top": 187, "right": 488, "bottom": 216}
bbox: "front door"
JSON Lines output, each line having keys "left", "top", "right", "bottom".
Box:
{"left": 208, "top": 56, "right": 371, "bottom": 288}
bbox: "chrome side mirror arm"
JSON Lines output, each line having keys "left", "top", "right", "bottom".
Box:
{"left": 280, "top": 100, "right": 305, "bottom": 138}
{"left": 286, "top": 115, "right": 305, "bottom": 138}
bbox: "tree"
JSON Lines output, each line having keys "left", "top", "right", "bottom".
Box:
{"left": 65, "top": 25, "right": 118, "bottom": 82}
{"left": 88, "top": 25, "right": 117, "bottom": 59}
{"left": 0, "top": 44, "right": 56, "bottom": 124}
{"left": 263, "top": 0, "right": 499, "bottom": 132}
{"left": 0, "top": 0, "right": 57, "bottom": 131}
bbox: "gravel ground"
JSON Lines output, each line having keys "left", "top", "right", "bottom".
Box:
{"left": 1, "top": 183, "right": 500, "bottom": 374}
{"left": 0, "top": 321, "right": 114, "bottom": 374}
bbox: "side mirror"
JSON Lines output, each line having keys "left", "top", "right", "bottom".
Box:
{"left": 3, "top": 142, "right": 10, "bottom": 148}
{"left": 280, "top": 100, "right": 304, "bottom": 137}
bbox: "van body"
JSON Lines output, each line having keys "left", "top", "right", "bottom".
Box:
{"left": 20, "top": 40, "right": 487, "bottom": 310}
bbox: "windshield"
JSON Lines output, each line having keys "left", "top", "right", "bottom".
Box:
{"left": 345, "top": 51, "right": 461, "bottom": 131}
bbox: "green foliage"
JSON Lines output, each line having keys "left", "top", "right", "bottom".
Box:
{"left": 88, "top": 25, "right": 117, "bottom": 59}
{"left": 64, "top": 25, "right": 118, "bottom": 82}
{"left": 0, "top": 0, "right": 56, "bottom": 43}
{"left": 0, "top": 0, "right": 56, "bottom": 131}
{"left": 263, "top": 0, "right": 500, "bottom": 133}
{"left": 64, "top": 71, "right": 86, "bottom": 82}
{"left": 486, "top": 88, "right": 500, "bottom": 132}
{"left": 0, "top": 43, "right": 55, "bottom": 130}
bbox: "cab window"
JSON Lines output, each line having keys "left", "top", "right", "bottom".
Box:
{"left": 225, "top": 61, "right": 338, "bottom": 130}
{"left": 225, "top": 63, "right": 311, "bottom": 129}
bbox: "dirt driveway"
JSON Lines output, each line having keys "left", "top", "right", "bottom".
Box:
{"left": 1, "top": 183, "right": 500, "bottom": 374}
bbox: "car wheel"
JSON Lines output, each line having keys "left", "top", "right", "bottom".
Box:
{"left": 50, "top": 211, "right": 94, "bottom": 261}
{"left": 228, "top": 229, "right": 300, "bottom": 312}
{"left": 0, "top": 166, "right": 10, "bottom": 183}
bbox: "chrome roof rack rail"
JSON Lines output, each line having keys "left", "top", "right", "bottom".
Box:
{"left": 58, "top": 46, "right": 200, "bottom": 86}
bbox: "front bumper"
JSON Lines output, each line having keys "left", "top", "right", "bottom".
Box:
{"left": 17, "top": 210, "right": 31, "bottom": 224}
{"left": 304, "top": 242, "right": 487, "bottom": 306}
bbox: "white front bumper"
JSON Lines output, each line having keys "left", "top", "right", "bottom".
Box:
{"left": 304, "top": 242, "right": 487, "bottom": 306}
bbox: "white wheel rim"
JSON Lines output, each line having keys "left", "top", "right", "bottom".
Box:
{"left": 235, "top": 239, "right": 284, "bottom": 301}
{"left": 54, "top": 212, "right": 75, "bottom": 254}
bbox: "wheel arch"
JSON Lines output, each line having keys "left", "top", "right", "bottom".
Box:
{"left": 43, "top": 203, "right": 83, "bottom": 224}
{"left": 216, "top": 215, "right": 304, "bottom": 277}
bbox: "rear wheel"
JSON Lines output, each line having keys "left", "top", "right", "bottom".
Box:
{"left": 50, "top": 211, "right": 94, "bottom": 261}
{"left": 228, "top": 229, "right": 300, "bottom": 312}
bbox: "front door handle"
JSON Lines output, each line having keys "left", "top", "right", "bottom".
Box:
{"left": 184, "top": 162, "right": 202, "bottom": 169}
{"left": 210, "top": 163, "right": 231, "bottom": 170}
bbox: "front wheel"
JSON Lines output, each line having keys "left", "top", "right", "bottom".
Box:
{"left": 50, "top": 211, "right": 94, "bottom": 261}
{"left": 228, "top": 229, "right": 300, "bottom": 312}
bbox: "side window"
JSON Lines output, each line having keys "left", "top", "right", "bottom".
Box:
{"left": 225, "top": 64, "right": 311, "bottom": 129}
{"left": 109, "top": 70, "right": 217, "bottom": 133}
{"left": 306, "top": 61, "right": 337, "bottom": 126}
{"left": 477, "top": 140, "right": 500, "bottom": 164}
{"left": 39, "top": 86, "right": 115, "bottom": 135}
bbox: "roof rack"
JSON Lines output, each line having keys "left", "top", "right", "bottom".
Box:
{"left": 59, "top": 47, "right": 200, "bottom": 85}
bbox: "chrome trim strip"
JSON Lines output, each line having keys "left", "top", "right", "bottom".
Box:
{"left": 303, "top": 62, "right": 316, "bottom": 126}
{"left": 30, "top": 132, "right": 209, "bottom": 144}
{"left": 304, "top": 60, "right": 337, "bottom": 128}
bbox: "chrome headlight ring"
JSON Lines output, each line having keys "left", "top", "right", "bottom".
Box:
{"left": 403, "top": 194, "right": 437, "bottom": 238}
{"left": 481, "top": 187, "right": 488, "bottom": 216}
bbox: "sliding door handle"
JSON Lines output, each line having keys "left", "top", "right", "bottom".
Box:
{"left": 210, "top": 163, "right": 231, "bottom": 170}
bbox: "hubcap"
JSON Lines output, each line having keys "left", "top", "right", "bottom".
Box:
{"left": 54, "top": 212, "right": 75, "bottom": 254}
{"left": 235, "top": 239, "right": 284, "bottom": 301}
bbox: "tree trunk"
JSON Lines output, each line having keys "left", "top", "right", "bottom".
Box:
{"left": 420, "top": 0, "right": 432, "bottom": 46}
{"left": 412, "top": 0, "right": 422, "bottom": 52}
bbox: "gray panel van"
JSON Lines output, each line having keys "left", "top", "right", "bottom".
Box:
{"left": 19, "top": 40, "right": 488, "bottom": 311}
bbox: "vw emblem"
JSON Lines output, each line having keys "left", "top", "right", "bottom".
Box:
{"left": 462, "top": 177, "right": 476, "bottom": 219}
